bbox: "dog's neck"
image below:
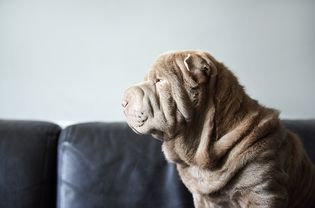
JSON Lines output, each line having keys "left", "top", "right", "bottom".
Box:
{"left": 172, "top": 62, "right": 282, "bottom": 169}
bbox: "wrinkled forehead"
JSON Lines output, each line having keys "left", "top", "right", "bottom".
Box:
{"left": 145, "top": 52, "right": 187, "bottom": 80}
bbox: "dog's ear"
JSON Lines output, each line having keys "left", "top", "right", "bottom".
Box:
{"left": 184, "top": 53, "right": 216, "bottom": 84}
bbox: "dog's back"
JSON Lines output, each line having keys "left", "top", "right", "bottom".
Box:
{"left": 284, "top": 131, "right": 315, "bottom": 208}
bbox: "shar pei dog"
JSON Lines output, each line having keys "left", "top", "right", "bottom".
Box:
{"left": 122, "top": 50, "right": 315, "bottom": 208}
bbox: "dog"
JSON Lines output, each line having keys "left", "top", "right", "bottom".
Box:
{"left": 122, "top": 50, "right": 315, "bottom": 207}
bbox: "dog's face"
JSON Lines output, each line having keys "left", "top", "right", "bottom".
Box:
{"left": 122, "top": 51, "right": 218, "bottom": 140}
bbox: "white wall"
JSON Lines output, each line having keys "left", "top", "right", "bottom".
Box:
{"left": 1, "top": 0, "right": 314, "bottom": 124}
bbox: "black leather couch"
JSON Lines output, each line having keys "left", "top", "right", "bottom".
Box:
{"left": 0, "top": 119, "right": 314, "bottom": 208}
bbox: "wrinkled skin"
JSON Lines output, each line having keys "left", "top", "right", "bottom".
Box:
{"left": 122, "top": 51, "right": 315, "bottom": 208}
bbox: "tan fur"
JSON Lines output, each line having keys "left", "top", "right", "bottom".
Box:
{"left": 123, "top": 50, "right": 315, "bottom": 208}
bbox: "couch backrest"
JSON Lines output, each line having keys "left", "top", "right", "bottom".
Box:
{"left": 0, "top": 120, "right": 60, "bottom": 208}
{"left": 57, "top": 122, "right": 193, "bottom": 208}
{"left": 282, "top": 120, "right": 315, "bottom": 163}
{"left": 0, "top": 119, "right": 314, "bottom": 208}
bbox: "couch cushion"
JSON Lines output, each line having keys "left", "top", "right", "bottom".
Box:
{"left": 282, "top": 119, "right": 315, "bottom": 163}
{"left": 57, "top": 122, "right": 193, "bottom": 208}
{"left": 0, "top": 120, "right": 60, "bottom": 208}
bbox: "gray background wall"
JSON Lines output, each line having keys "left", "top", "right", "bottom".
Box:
{"left": 1, "top": 0, "right": 314, "bottom": 124}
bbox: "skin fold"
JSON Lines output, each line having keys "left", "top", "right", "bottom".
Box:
{"left": 122, "top": 50, "right": 315, "bottom": 208}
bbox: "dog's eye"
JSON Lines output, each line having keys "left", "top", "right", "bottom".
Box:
{"left": 155, "top": 78, "right": 162, "bottom": 84}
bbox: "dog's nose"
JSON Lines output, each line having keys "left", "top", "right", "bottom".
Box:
{"left": 122, "top": 100, "right": 128, "bottom": 108}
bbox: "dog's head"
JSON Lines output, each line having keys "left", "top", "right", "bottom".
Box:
{"left": 122, "top": 50, "right": 219, "bottom": 140}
